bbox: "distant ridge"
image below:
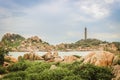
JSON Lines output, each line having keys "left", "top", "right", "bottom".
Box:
{"left": 0, "top": 33, "right": 120, "bottom": 52}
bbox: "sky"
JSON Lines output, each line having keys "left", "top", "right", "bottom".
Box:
{"left": 0, "top": 0, "right": 120, "bottom": 44}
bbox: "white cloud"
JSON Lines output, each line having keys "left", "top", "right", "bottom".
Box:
{"left": 0, "top": 0, "right": 120, "bottom": 44}
{"left": 91, "top": 33, "right": 120, "bottom": 41}
{"left": 81, "top": 4, "right": 109, "bottom": 19}
{"left": 104, "top": 0, "right": 114, "bottom": 4}
{"left": 66, "top": 31, "right": 81, "bottom": 38}
{"left": 74, "top": 0, "right": 110, "bottom": 19}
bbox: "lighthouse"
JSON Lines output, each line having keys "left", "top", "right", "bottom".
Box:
{"left": 85, "top": 27, "right": 87, "bottom": 40}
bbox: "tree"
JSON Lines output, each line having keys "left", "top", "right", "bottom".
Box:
{"left": 0, "top": 47, "right": 8, "bottom": 65}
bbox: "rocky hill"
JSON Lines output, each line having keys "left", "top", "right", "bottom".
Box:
{"left": 0, "top": 33, "right": 53, "bottom": 51}
{"left": 55, "top": 39, "right": 119, "bottom": 53}
{"left": 0, "top": 33, "right": 120, "bottom": 53}
{"left": 1, "top": 33, "right": 25, "bottom": 51}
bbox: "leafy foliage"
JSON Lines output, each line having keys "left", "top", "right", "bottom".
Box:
{"left": 112, "top": 42, "right": 120, "bottom": 51}
{"left": 2, "top": 61, "right": 114, "bottom": 80}
{"left": 3, "top": 71, "right": 27, "bottom": 80}
{"left": 26, "top": 62, "right": 51, "bottom": 73}
{"left": 7, "top": 61, "right": 30, "bottom": 72}
{"left": 0, "top": 66, "right": 7, "bottom": 74}
{"left": 73, "top": 63, "right": 113, "bottom": 80}
{"left": 0, "top": 47, "right": 8, "bottom": 65}
{"left": 39, "top": 68, "right": 72, "bottom": 80}
{"left": 1, "top": 33, "right": 25, "bottom": 50}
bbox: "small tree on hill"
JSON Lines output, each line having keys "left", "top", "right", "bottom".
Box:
{"left": 0, "top": 47, "right": 8, "bottom": 65}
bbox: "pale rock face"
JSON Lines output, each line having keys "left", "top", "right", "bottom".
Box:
{"left": 19, "top": 52, "right": 43, "bottom": 60}
{"left": 112, "top": 65, "right": 120, "bottom": 80}
{"left": 4, "top": 56, "right": 18, "bottom": 63}
{"left": 53, "top": 51, "right": 59, "bottom": 58}
{"left": 50, "top": 65, "right": 57, "bottom": 70}
{"left": 83, "top": 51, "right": 114, "bottom": 66}
{"left": 63, "top": 55, "right": 78, "bottom": 63}
{"left": 3, "top": 62, "right": 10, "bottom": 67}
{"left": 42, "top": 52, "right": 53, "bottom": 61}
{"left": 54, "top": 57, "right": 63, "bottom": 62}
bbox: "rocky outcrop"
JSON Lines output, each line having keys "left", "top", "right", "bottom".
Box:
{"left": 4, "top": 56, "right": 18, "bottom": 63}
{"left": 63, "top": 55, "right": 78, "bottom": 63}
{"left": 112, "top": 65, "right": 120, "bottom": 80}
{"left": 50, "top": 65, "right": 57, "bottom": 70}
{"left": 83, "top": 51, "right": 115, "bottom": 66}
{"left": 42, "top": 51, "right": 63, "bottom": 62}
{"left": 3, "top": 62, "right": 10, "bottom": 67}
{"left": 42, "top": 52, "right": 53, "bottom": 61}
{"left": 18, "top": 52, "right": 43, "bottom": 61}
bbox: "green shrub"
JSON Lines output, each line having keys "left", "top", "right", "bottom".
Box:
{"left": 73, "top": 63, "right": 113, "bottom": 80}
{"left": 26, "top": 62, "right": 51, "bottom": 73}
{"left": 7, "top": 62, "right": 30, "bottom": 72}
{"left": 9, "top": 77, "right": 22, "bottom": 80}
{"left": 0, "top": 66, "right": 7, "bottom": 74}
{"left": 39, "top": 68, "right": 72, "bottom": 80}
{"left": 0, "top": 47, "right": 8, "bottom": 65}
{"left": 3, "top": 71, "right": 27, "bottom": 80}
{"left": 26, "top": 73, "right": 39, "bottom": 80}
{"left": 62, "top": 75, "right": 83, "bottom": 80}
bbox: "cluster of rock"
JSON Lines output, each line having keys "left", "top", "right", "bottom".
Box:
{"left": 112, "top": 65, "right": 120, "bottom": 80}
{"left": 17, "top": 51, "right": 81, "bottom": 63}
{"left": 18, "top": 52, "right": 43, "bottom": 61}
{"left": 83, "top": 51, "right": 115, "bottom": 66}
{"left": 3, "top": 56, "right": 18, "bottom": 67}
{"left": 17, "top": 36, "right": 53, "bottom": 52}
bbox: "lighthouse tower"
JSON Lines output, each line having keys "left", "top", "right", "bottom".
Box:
{"left": 85, "top": 27, "right": 87, "bottom": 40}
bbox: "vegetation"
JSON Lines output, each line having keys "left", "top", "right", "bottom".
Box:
{"left": 0, "top": 66, "right": 7, "bottom": 74}
{"left": 0, "top": 33, "right": 120, "bottom": 52}
{"left": 112, "top": 42, "right": 120, "bottom": 51}
{"left": 0, "top": 47, "right": 8, "bottom": 65}
{"left": 1, "top": 61, "right": 114, "bottom": 80}
{"left": 1, "top": 33, "right": 25, "bottom": 50}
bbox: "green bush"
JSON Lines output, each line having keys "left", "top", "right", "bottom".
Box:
{"left": 3, "top": 71, "right": 27, "bottom": 80}
{"left": 1, "top": 61, "right": 114, "bottom": 80}
{"left": 26, "top": 62, "right": 51, "bottom": 73}
{"left": 62, "top": 75, "right": 83, "bottom": 80}
{"left": 39, "top": 68, "right": 72, "bottom": 80}
{"left": 26, "top": 73, "right": 39, "bottom": 80}
{"left": 73, "top": 64, "right": 113, "bottom": 80}
{"left": 7, "top": 62, "right": 30, "bottom": 72}
{"left": 0, "top": 66, "right": 7, "bottom": 74}
{"left": 0, "top": 47, "right": 8, "bottom": 65}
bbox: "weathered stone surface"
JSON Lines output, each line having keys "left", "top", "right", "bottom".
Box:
{"left": 3, "top": 62, "right": 10, "bottom": 67}
{"left": 113, "top": 56, "right": 120, "bottom": 65}
{"left": 112, "top": 65, "right": 120, "bottom": 80}
{"left": 4, "top": 56, "right": 18, "bottom": 63}
{"left": 42, "top": 52, "right": 53, "bottom": 61}
{"left": 54, "top": 57, "right": 63, "bottom": 62}
{"left": 53, "top": 51, "right": 59, "bottom": 58}
{"left": 50, "top": 65, "right": 57, "bottom": 70}
{"left": 63, "top": 55, "right": 78, "bottom": 63}
{"left": 83, "top": 51, "right": 114, "bottom": 66}
{"left": 20, "top": 52, "right": 43, "bottom": 60}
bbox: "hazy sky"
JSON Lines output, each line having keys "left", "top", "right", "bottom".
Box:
{"left": 0, "top": 0, "right": 120, "bottom": 44}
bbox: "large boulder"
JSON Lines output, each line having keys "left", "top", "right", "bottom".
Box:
{"left": 42, "top": 52, "right": 53, "bottom": 61}
{"left": 21, "top": 52, "right": 43, "bottom": 60}
{"left": 50, "top": 65, "right": 57, "bottom": 70}
{"left": 4, "top": 56, "right": 18, "bottom": 63}
{"left": 53, "top": 51, "right": 59, "bottom": 58}
{"left": 83, "top": 51, "right": 115, "bottom": 66}
{"left": 54, "top": 56, "right": 63, "bottom": 62}
{"left": 3, "top": 62, "right": 10, "bottom": 67}
{"left": 112, "top": 65, "right": 120, "bottom": 80}
{"left": 63, "top": 55, "right": 78, "bottom": 63}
